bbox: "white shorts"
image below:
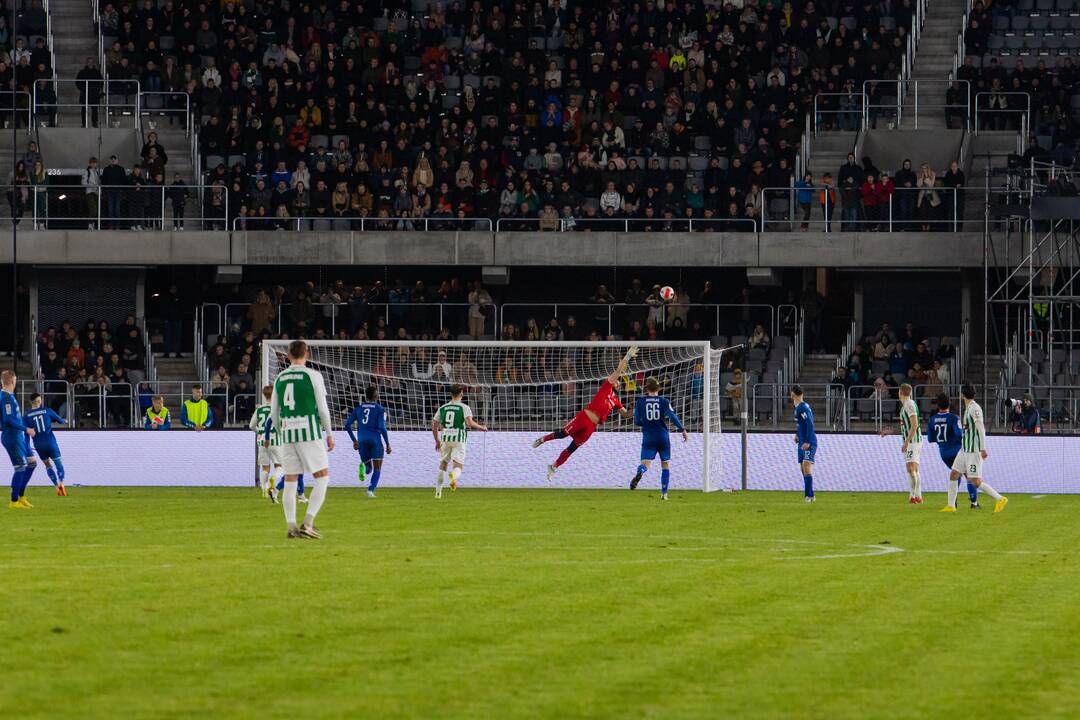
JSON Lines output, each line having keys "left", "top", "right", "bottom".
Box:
{"left": 903, "top": 442, "right": 922, "bottom": 464}
{"left": 278, "top": 439, "right": 329, "bottom": 476}
{"left": 257, "top": 443, "right": 282, "bottom": 467}
{"left": 439, "top": 442, "right": 467, "bottom": 467}
{"left": 951, "top": 451, "right": 983, "bottom": 479}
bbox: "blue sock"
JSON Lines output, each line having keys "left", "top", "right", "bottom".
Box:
{"left": 369, "top": 468, "right": 381, "bottom": 492}
{"left": 804, "top": 475, "right": 814, "bottom": 497}
{"left": 967, "top": 480, "right": 978, "bottom": 504}
{"left": 661, "top": 468, "right": 670, "bottom": 494}
{"left": 277, "top": 475, "right": 307, "bottom": 494}
{"left": 636, "top": 463, "right": 647, "bottom": 476}
{"left": 46, "top": 466, "right": 59, "bottom": 486}
{"left": 19, "top": 463, "right": 36, "bottom": 497}
{"left": 10, "top": 468, "right": 23, "bottom": 502}
{"left": 55, "top": 458, "right": 65, "bottom": 482}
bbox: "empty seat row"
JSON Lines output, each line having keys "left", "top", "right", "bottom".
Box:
{"left": 995, "top": 13, "right": 1080, "bottom": 31}
{"left": 988, "top": 32, "right": 1080, "bottom": 50}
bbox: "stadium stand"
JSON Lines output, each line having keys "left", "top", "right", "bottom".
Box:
{"left": 93, "top": 0, "right": 917, "bottom": 229}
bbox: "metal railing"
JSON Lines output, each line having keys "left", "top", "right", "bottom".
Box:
{"left": 232, "top": 216, "right": 493, "bottom": 232}
{"left": 494, "top": 217, "right": 759, "bottom": 233}
{"left": 23, "top": 183, "right": 228, "bottom": 231}
{"left": 812, "top": 92, "right": 865, "bottom": 133}
{"left": 761, "top": 186, "right": 967, "bottom": 232}
{"left": 499, "top": 303, "right": 782, "bottom": 342}
{"left": 202, "top": 302, "right": 499, "bottom": 344}
{"left": 139, "top": 91, "right": 192, "bottom": 135}
{"left": 863, "top": 79, "right": 970, "bottom": 130}
{"left": 974, "top": 92, "right": 1031, "bottom": 154}
{"left": 0, "top": 91, "right": 33, "bottom": 131}
{"left": 34, "top": 78, "right": 141, "bottom": 129}
{"left": 750, "top": 383, "right": 846, "bottom": 429}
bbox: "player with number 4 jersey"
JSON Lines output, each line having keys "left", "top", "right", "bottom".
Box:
{"left": 267, "top": 340, "right": 335, "bottom": 539}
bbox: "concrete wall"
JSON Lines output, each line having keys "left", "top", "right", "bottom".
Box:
{"left": 39, "top": 127, "right": 141, "bottom": 172}
{"left": 42, "top": 428, "right": 1080, "bottom": 493}
{"left": 0, "top": 228, "right": 1031, "bottom": 268}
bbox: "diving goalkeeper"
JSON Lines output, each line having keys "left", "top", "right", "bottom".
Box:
{"left": 532, "top": 346, "right": 638, "bottom": 482}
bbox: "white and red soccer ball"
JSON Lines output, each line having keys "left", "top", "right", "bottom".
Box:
{"left": 659, "top": 286, "right": 676, "bottom": 302}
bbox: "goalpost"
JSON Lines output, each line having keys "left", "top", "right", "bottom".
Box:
{"left": 261, "top": 340, "right": 736, "bottom": 491}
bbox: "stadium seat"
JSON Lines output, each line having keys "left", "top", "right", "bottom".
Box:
{"left": 310, "top": 134, "right": 329, "bottom": 149}
{"left": 1030, "top": 15, "right": 1050, "bottom": 30}
{"left": 1012, "top": 15, "right": 1030, "bottom": 31}
{"left": 988, "top": 34, "right": 1007, "bottom": 50}
{"left": 1006, "top": 34, "right": 1025, "bottom": 50}
{"left": 1037, "top": 0, "right": 1055, "bottom": 10}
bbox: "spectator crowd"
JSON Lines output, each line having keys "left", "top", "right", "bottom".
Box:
{"left": 95, "top": 0, "right": 915, "bottom": 229}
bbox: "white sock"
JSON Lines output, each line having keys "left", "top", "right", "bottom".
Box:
{"left": 259, "top": 468, "right": 269, "bottom": 491}
{"left": 976, "top": 480, "right": 1002, "bottom": 501}
{"left": 436, "top": 470, "right": 444, "bottom": 488}
{"left": 947, "top": 477, "right": 959, "bottom": 508}
{"left": 913, "top": 470, "right": 922, "bottom": 499}
{"left": 907, "top": 470, "right": 917, "bottom": 497}
{"left": 449, "top": 467, "right": 461, "bottom": 484}
{"left": 305, "top": 476, "right": 329, "bottom": 525}
{"left": 283, "top": 481, "right": 297, "bottom": 526}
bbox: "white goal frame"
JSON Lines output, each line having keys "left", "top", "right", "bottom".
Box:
{"left": 261, "top": 340, "right": 727, "bottom": 492}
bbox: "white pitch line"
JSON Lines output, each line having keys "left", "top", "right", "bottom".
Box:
{"left": 1032, "top": 495, "right": 1046, "bottom": 499}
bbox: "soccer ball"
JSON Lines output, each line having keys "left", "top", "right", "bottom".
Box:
{"left": 659, "top": 286, "right": 676, "bottom": 302}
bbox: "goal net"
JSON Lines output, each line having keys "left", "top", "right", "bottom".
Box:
{"left": 261, "top": 341, "right": 735, "bottom": 491}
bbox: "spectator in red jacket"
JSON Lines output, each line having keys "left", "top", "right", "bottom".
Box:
{"left": 860, "top": 173, "right": 885, "bottom": 231}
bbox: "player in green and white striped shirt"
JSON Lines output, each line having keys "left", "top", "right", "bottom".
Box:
{"left": 431, "top": 384, "right": 488, "bottom": 498}
{"left": 879, "top": 383, "right": 924, "bottom": 503}
{"left": 248, "top": 384, "right": 281, "bottom": 502}
{"left": 267, "top": 340, "right": 335, "bottom": 538}
{"left": 942, "top": 384, "right": 1008, "bottom": 513}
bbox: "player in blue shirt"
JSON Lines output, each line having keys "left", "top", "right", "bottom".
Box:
{"left": 926, "top": 393, "right": 979, "bottom": 509}
{"left": 344, "top": 385, "right": 392, "bottom": 497}
{"left": 25, "top": 394, "right": 69, "bottom": 496}
{"left": 791, "top": 385, "right": 817, "bottom": 502}
{"left": 1, "top": 370, "right": 38, "bottom": 509}
{"left": 629, "top": 377, "right": 688, "bottom": 500}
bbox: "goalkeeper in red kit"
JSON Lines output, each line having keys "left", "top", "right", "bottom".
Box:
{"left": 532, "top": 346, "right": 638, "bottom": 481}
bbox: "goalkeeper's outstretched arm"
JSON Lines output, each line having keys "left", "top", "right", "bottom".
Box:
{"left": 606, "top": 345, "right": 638, "bottom": 385}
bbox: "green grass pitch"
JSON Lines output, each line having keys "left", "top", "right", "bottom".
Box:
{"left": 2, "top": 487, "right": 1078, "bottom": 719}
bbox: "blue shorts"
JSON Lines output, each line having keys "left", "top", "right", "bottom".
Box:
{"left": 640, "top": 434, "right": 671, "bottom": 462}
{"left": 357, "top": 434, "right": 384, "bottom": 462}
{"left": 798, "top": 444, "right": 817, "bottom": 464}
{"left": 2, "top": 435, "right": 34, "bottom": 467}
{"left": 33, "top": 439, "right": 61, "bottom": 461}
{"left": 941, "top": 453, "right": 958, "bottom": 471}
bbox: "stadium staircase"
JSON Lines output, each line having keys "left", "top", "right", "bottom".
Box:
{"left": 903, "top": 0, "right": 969, "bottom": 129}
{"left": 807, "top": 131, "right": 858, "bottom": 181}
{"left": 151, "top": 355, "right": 200, "bottom": 420}
{"left": 796, "top": 354, "right": 839, "bottom": 386}
{"left": 47, "top": 0, "right": 99, "bottom": 128}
